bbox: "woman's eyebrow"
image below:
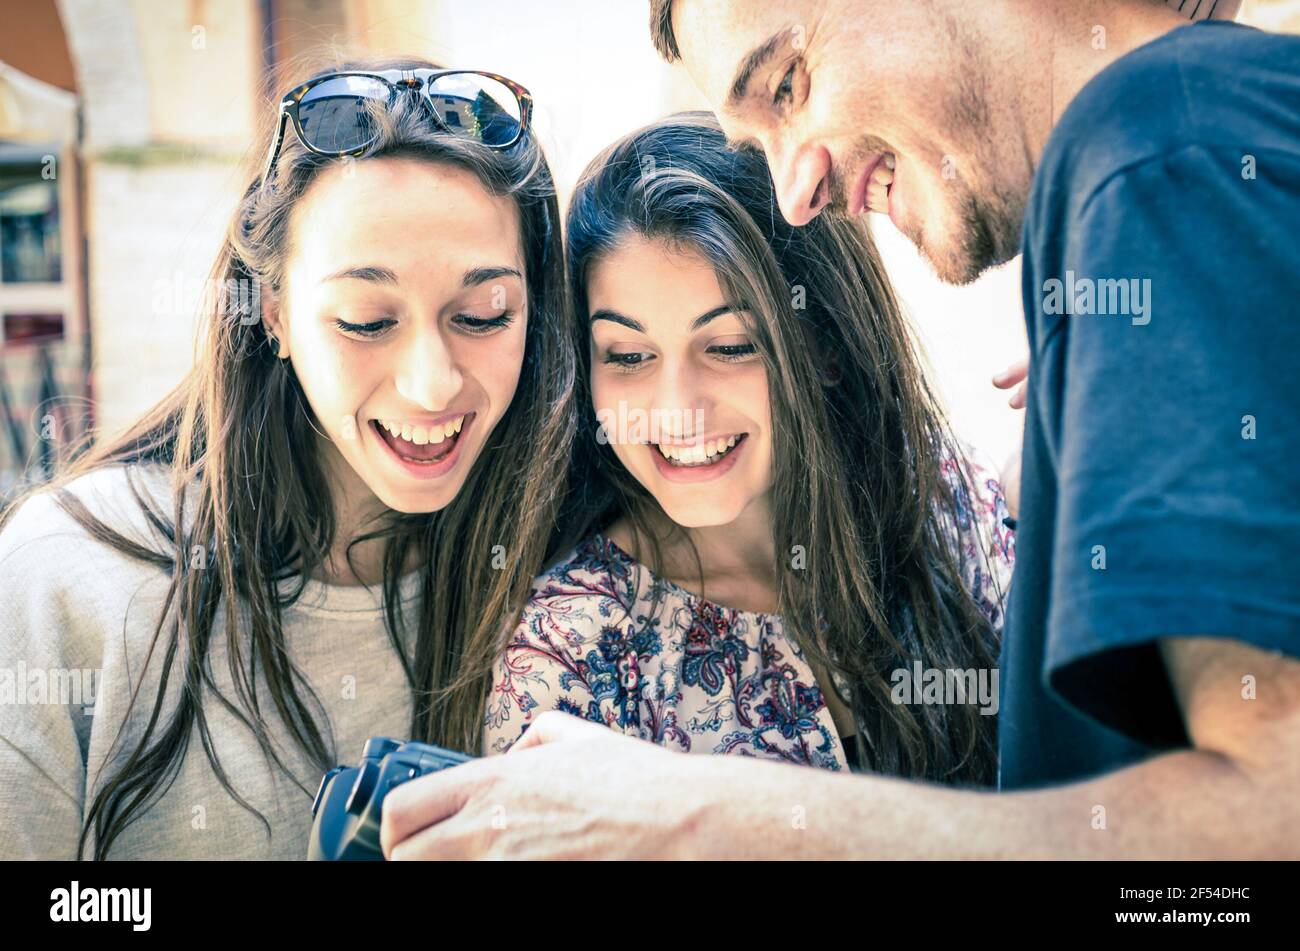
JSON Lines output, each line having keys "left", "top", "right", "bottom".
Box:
{"left": 590, "top": 304, "right": 743, "bottom": 333}
{"left": 690, "top": 304, "right": 743, "bottom": 331}
{"left": 463, "top": 265, "right": 523, "bottom": 288}
{"left": 321, "top": 265, "right": 399, "bottom": 285}
{"left": 590, "top": 309, "right": 645, "bottom": 332}
{"left": 320, "top": 265, "right": 521, "bottom": 289}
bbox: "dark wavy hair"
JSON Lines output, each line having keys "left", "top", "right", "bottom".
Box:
{"left": 0, "top": 54, "right": 575, "bottom": 858}
{"left": 558, "top": 111, "right": 1002, "bottom": 786}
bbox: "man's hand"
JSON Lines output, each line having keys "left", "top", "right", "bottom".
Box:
{"left": 992, "top": 356, "right": 1028, "bottom": 518}
{"left": 992, "top": 356, "right": 1028, "bottom": 409}
{"left": 379, "top": 712, "right": 722, "bottom": 860}
{"left": 376, "top": 637, "right": 1300, "bottom": 859}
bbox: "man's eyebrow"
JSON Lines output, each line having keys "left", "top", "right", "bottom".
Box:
{"left": 724, "top": 26, "right": 793, "bottom": 115}
{"left": 321, "top": 265, "right": 399, "bottom": 285}
{"left": 589, "top": 309, "right": 645, "bottom": 333}
{"left": 463, "top": 265, "right": 522, "bottom": 288}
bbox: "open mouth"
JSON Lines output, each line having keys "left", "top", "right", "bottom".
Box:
{"left": 653, "top": 433, "right": 747, "bottom": 468}
{"left": 370, "top": 414, "right": 469, "bottom": 465}
{"left": 854, "top": 151, "right": 896, "bottom": 216}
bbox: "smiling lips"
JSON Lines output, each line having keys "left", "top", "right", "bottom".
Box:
{"left": 851, "top": 151, "right": 897, "bottom": 216}
{"left": 372, "top": 413, "right": 468, "bottom": 462}
{"left": 647, "top": 432, "right": 750, "bottom": 484}
{"left": 654, "top": 434, "right": 744, "bottom": 467}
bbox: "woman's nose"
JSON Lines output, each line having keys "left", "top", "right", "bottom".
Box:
{"left": 651, "top": 362, "right": 711, "bottom": 434}
{"left": 395, "top": 329, "right": 463, "bottom": 409}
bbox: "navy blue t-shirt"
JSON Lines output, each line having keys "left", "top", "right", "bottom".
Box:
{"left": 1001, "top": 21, "right": 1300, "bottom": 789}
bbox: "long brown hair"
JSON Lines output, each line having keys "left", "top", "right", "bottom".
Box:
{"left": 561, "top": 112, "right": 1002, "bottom": 786}
{"left": 0, "top": 54, "right": 575, "bottom": 858}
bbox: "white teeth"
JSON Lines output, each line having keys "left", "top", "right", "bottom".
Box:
{"left": 377, "top": 414, "right": 466, "bottom": 445}
{"left": 655, "top": 435, "right": 743, "bottom": 467}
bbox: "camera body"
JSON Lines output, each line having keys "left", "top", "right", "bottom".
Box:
{"left": 308, "top": 736, "right": 472, "bottom": 860}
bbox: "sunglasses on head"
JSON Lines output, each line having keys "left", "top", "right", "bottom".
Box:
{"left": 263, "top": 68, "right": 533, "bottom": 181}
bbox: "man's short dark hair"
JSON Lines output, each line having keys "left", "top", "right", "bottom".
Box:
{"left": 648, "top": 0, "right": 681, "bottom": 62}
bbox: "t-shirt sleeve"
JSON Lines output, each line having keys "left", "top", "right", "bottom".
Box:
{"left": 0, "top": 492, "right": 95, "bottom": 859}
{"left": 482, "top": 583, "right": 632, "bottom": 754}
{"left": 1041, "top": 145, "right": 1300, "bottom": 746}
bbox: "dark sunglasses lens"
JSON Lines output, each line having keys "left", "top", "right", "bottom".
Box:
{"left": 426, "top": 73, "right": 523, "bottom": 147}
{"left": 297, "top": 75, "right": 390, "bottom": 152}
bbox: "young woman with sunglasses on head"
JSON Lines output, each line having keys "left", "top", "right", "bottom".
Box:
{"left": 0, "top": 56, "right": 574, "bottom": 859}
{"left": 485, "top": 113, "right": 1013, "bottom": 786}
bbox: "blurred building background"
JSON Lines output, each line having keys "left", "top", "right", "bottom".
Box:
{"left": 1, "top": 0, "right": 1297, "bottom": 497}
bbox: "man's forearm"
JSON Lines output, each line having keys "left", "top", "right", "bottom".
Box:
{"left": 684, "top": 744, "right": 1293, "bottom": 859}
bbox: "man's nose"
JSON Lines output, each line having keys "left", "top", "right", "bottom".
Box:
{"left": 771, "top": 142, "right": 833, "bottom": 227}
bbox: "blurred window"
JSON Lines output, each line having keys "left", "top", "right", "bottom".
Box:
{"left": 0, "top": 170, "right": 61, "bottom": 284}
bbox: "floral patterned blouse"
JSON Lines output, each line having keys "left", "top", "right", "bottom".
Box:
{"left": 483, "top": 454, "right": 1015, "bottom": 772}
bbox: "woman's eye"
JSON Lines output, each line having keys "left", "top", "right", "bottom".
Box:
{"left": 773, "top": 63, "right": 797, "bottom": 107}
{"left": 334, "top": 318, "right": 394, "bottom": 338}
{"left": 454, "top": 312, "right": 515, "bottom": 334}
{"left": 709, "top": 342, "right": 757, "bottom": 362}
{"left": 603, "top": 351, "right": 650, "bottom": 373}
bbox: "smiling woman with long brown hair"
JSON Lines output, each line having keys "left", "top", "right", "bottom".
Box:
{"left": 0, "top": 55, "right": 574, "bottom": 859}
{"left": 485, "top": 113, "right": 1012, "bottom": 787}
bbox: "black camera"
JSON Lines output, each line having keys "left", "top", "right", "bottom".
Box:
{"left": 308, "top": 736, "right": 473, "bottom": 860}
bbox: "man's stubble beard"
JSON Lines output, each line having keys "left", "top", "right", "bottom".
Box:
{"left": 827, "top": 9, "right": 1030, "bottom": 284}
{"left": 921, "top": 174, "right": 1025, "bottom": 286}
{"left": 920, "top": 17, "right": 1032, "bottom": 286}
